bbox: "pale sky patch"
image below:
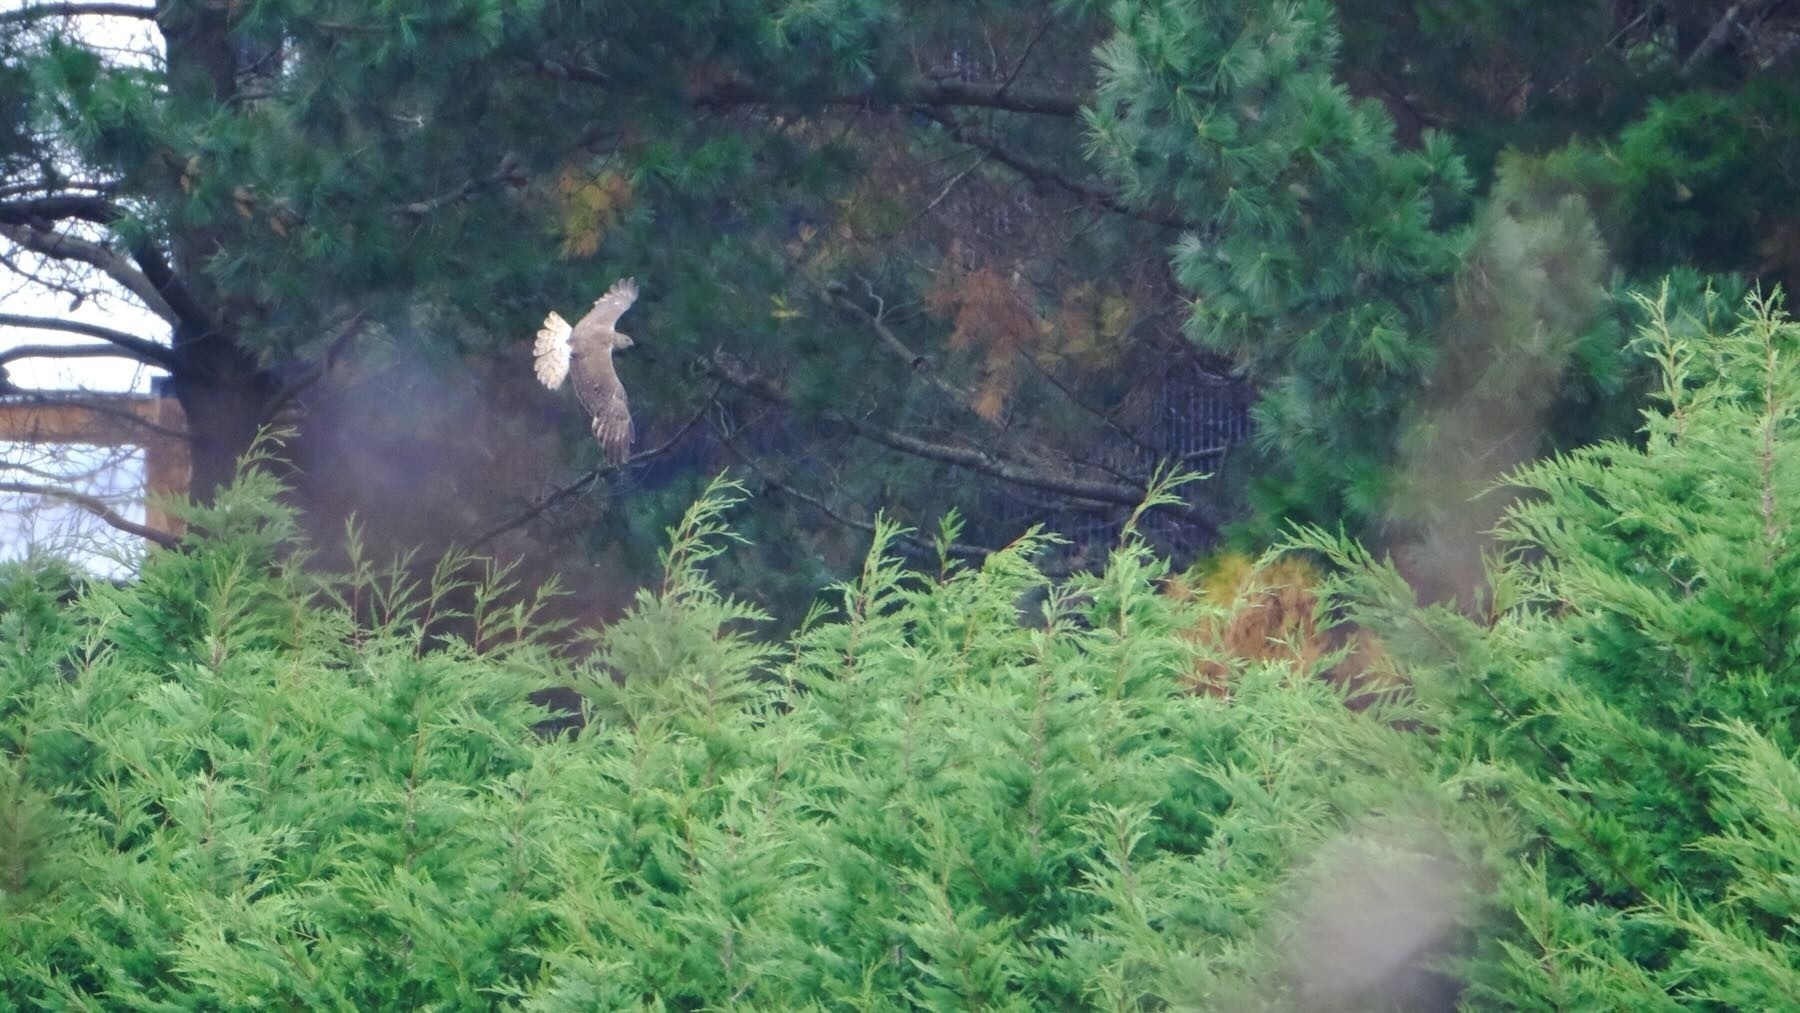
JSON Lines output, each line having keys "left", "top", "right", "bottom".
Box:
{"left": 2, "top": 0, "right": 170, "bottom": 573}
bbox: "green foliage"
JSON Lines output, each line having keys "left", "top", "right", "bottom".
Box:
{"left": 0, "top": 465, "right": 1457, "bottom": 1008}
{"left": 1328, "top": 2, "right": 1800, "bottom": 294}
{"left": 13, "top": 0, "right": 1800, "bottom": 585}
{"left": 1086, "top": 0, "right": 1475, "bottom": 531}
{"left": 1079, "top": 1, "right": 1659, "bottom": 545}
{"left": 1083, "top": 1, "right": 1791, "bottom": 545}
{"left": 23, "top": 288, "right": 1800, "bottom": 1006}
{"left": 1512, "top": 80, "right": 1800, "bottom": 287}
{"left": 1294, "top": 288, "right": 1800, "bottom": 1007}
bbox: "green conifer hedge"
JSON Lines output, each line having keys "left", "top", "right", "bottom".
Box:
{"left": 1300, "top": 287, "right": 1800, "bottom": 1008}
{"left": 1, "top": 471, "right": 1439, "bottom": 1008}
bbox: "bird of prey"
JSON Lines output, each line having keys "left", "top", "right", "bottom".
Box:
{"left": 534, "top": 277, "right": 639, "bottom": 464}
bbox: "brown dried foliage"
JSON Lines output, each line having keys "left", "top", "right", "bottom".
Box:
{"left": 554, "top": 165, "right": 634, "bottom": 259}
{"left": 925, "top": 259, "right": 1044, "bottom": 421}
{"left": 1168, "top": 553, "right": 1395, "bottom": 705}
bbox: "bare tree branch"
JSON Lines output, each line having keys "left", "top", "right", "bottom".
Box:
{"left": 0, "top": 391, "right": 186, "bottom": 440}
{"left": 543, "top": 61, "right": 1084, "bottom": 117}
{"left": 0, "top": 179, "right": 119, "bottom": 201}
{"left": 1013, "top": 346, "right": 1158, "bottom": 457}
{"left": 718, "top": 431, "right": 995, "bottom": 561}
{"left": 0, "top": 2, "right": 157, "bottom": 24}
{"left": 0, "top": 223, "right": 178, "bottom": 323}
{"left": 701, "top": 350, "right": 1220, "bottom": 531}
{"left": 0, "top": 480, "right": 178, "bottom": 549}
{"left": 390, "top": 153, "right": 531, "bottom": 219}
{"left": 463, "top": 396, "right": 713, "bottom": 550}
{"left": 1519, "top": 10, "right": 1651, "bottom": 111}
{"left": 1, "top": 450, "right": 133, "bottom": 485}
{"left": 824, "top": 276, "right": 1149, "bottom": 481}
{"left": 395, "top": 180, "right": 480, "bottom": 218}
{"left": 824, "top": 278, "right": 988, "bottom": 415}
{"left": 924, "top": 112, "right": 1197, "bottom": 230}
{"left": 898, "top": 77, "right": 1082, "bottom": 117}
{"left": 0, "top": 243, "right": 90, "bottom": 305}
{"left": 2, "top": 193, "right": 219, "bottom": 338}
{"left": 0, "top": 342, "right": 159, "bottom": 368}
{"left": 707, "top": 73, "right": 1080, "bottom": 114}
{"left": 994, "top": 10, "right": 1057, "bottom": 97}
{"left": 1682, "top": 0, "right": 1778, "bottom": 76}
{"left": 0, "top": 313, "right": 175, "bottom": 368}
{"left": 0, "top": 194, "right": 127, "bottom": 226}
{"left": 119, "top": 236, "right": 219, "bottom": 339}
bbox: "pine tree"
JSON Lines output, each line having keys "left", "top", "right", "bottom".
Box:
{"left": 1082, "top": 0, "right": 1475, "bottom": 535}
{"left": 3, "top": 1, "right": 1233, "bottom": 592}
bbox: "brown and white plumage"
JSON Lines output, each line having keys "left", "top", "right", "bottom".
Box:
{"left": 533, "top": 277, "right": 639, "bottom": 464}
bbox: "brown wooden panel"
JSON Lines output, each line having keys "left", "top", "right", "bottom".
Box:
{"left": 0, "top": 396, "right": 190, "bottom": 535}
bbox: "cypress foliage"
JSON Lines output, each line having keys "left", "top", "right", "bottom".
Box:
{"left": 1297, "top": 287, "right": 1800, "bottom": 1008}
{"left": 1, "top": 471, "right": 1449, "bottom": 1007}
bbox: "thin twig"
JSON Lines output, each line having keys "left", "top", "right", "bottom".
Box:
{"left": 683, "top": 74, "right": 1083, "bottom": 117}
{"left": 922, "top": 111, "right": 1196, "bottom": 230}
{"left": 1013, "top": 347, "right": 1157, "bottom": 457}
{"left": 825, "top": 279, "right": 984, "bottom": 415}
{"left": 1682, "top": 0, "right": 1774, "bottom": 76}
{"left": 2, "top": 191, "right": 229, "bottom": 341}
{"left": 0, "top": 223, "right": 177, "bottom": 323}
{"left": 995, "top": 11, "right": 1056, "bottom": 98}
{"left": 922, "top": 150, "right": 988, "bottom": 214}
{"left": 0, "top": 391, "right": 188, "bottom": 441}
{"left": 1515, "top": 11, "right": 1652, "bottom": 112}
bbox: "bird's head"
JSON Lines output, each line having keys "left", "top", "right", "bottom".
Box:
{"left": 612, "top": 332, "right": 634, "bottom": 350}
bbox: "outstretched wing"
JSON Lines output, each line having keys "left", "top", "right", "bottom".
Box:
{"left": 577, "top": 276, "right": 638, "bottom": 338}
{"left": 533, "top": 311, "right": 572, "bottom": 389}
{"left": 570, "top": 349, "right": 634, "bottom": 465}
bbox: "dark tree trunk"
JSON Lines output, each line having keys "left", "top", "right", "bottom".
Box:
{"left": 157, "top": 0, "right": 278, "bottom": 501}
{"left": 168, "top": 334, "right": 276, "bottom": 499}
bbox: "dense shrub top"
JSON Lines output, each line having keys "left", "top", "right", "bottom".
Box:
{"left": 0, "top": 472, "right": 1444, "bottom": 1009}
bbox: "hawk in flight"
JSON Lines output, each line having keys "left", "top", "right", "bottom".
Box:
{"left": 534, "top": 277, "right": 639, "bottom": 464}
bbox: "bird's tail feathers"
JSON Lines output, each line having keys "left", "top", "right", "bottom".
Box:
{"left": 533, "top": 312, "right": 573, "bottom": 388}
